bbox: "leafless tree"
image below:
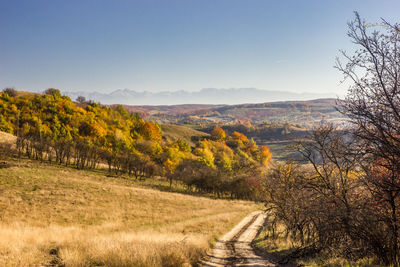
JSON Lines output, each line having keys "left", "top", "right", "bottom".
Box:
{"left": 3, "top": 88, "right": 17, "bottom": 97}
{"left": 336, "top": 12, "right": 400, "bottom": 167}
{"left": 76, "top": 96, "right": 86, "bottom": 104}
{"left": 336, "top": 12, "right": 400, "bottom": 263}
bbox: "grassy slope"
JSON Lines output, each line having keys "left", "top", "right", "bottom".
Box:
{"left": 0, "top": 160, "right": 257, "bottom": 266}
{"left": 161, "top": 124, "right": 209, "bottom": 147}
{"left": 0, "top": 132, "right": 257, "bottom": 266}
{"left": 0, "top": 131, "right": 16, "bottom": 145}
{"left": 14, "top": 90, "right": 37, "bottom": 97}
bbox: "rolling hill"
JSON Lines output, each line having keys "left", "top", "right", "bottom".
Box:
{"left": 123, "top": 98, "right": 346, "bottom": 128}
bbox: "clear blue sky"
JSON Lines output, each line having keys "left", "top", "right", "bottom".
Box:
{"left": 1, "top": 0, "right": 399, "bottom": 95}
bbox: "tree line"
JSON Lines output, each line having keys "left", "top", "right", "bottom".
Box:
{"left": 0, "top": 88, "right": 271, "bottom": 199}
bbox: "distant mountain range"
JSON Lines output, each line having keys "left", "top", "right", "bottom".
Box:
{"left": 63, "top": 88, "right": 337, "bottom": 105}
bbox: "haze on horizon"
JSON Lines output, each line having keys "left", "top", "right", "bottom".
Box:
{"left": 1, "top": 0, "right": 399, "bottom": 98}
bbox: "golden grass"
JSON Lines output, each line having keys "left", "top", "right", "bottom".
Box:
{"left": 0, "top": 158, "right": 257, "bottom": 266}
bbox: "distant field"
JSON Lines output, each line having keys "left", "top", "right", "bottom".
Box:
{"left": 262, "top": 141, "right": 299, "bottom": 161}
{"left": 0, "top": 156, "right": 257, "bottom": 266}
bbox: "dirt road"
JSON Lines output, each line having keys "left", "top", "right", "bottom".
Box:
{"left": 201, "top": 211, "right": 276, "bottom": 267}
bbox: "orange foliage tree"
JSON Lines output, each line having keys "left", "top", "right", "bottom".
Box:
{"left": 211, "top": 126, "right": 226, "bottom": 140}
{"left": 259, "top": 145, "right": 272, "bottom": 167}
{"left": 232, "top": 131, "right": 249, "bottom": 143}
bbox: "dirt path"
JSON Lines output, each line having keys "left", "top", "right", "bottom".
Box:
{"left": 201, "top": 211, "right": 276, "bottom": 267}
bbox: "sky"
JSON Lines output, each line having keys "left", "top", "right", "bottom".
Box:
{"left": 1, "top": 0, "right": 399, "bottom": 96}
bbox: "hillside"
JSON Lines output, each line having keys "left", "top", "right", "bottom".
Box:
{"left": 0, "top": 156, "right": 257, "bottom": 266}
{"left": 0, "top": 89, "right": 272, "bottom": 200}
{"left": 161, "top": 124, "right": 209, "bottom": 147}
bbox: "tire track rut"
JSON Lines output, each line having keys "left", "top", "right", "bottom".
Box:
{"left": 201, "top": 211, "right": 276, "bottom": 267}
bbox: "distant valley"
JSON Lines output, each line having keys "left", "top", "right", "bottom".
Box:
{"left": 121, "top": 98, "right": 346, "bottom": 128}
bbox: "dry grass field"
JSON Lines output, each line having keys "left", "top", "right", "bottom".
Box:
{"left": 0, "top": 152, "right": 257, "bottom": 266}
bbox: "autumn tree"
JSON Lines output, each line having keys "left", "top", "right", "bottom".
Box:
{"left": 44, "top": 88, "right": 62, "bottom": 98}
{"left": 258, "top": 145, "right": 272, "bottom": 167}
{"left": 161, "top": 144, "right": 191, "bottom": 187}
{"left": 263, "top": 162, "right": 315, "bottom": 246}
{"left": 231, "top": 131, "right": 249, "bottom": 147}
{"left": 211, "top": 126, "right": 226, "bottom": 140}
{"left": 296, "top": 124, "right": 364, "bottom": 249}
